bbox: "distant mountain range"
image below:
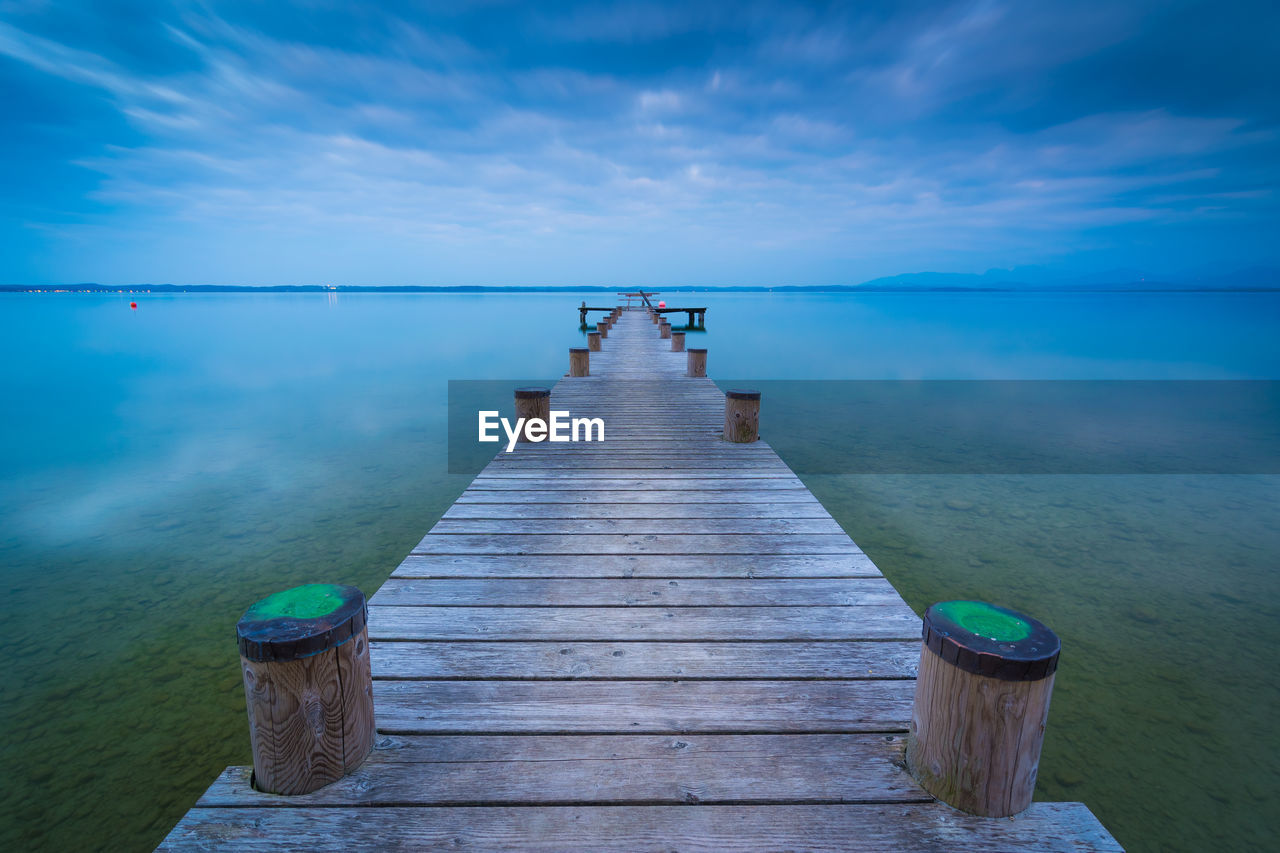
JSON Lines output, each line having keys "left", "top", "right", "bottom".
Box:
{"left": 839, "top": 266, "right": 1280, "bottom": 291}
{"left": 4, "top": 266, "right": 1278, "bottom": 293}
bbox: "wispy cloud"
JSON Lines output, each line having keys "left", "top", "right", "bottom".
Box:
{"left": 0, "top": 0, "right": 1276, "bottom": 285}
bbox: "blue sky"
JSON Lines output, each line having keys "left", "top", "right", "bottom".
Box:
{"left": 1, "top": 0, "right": 1276, "bottom": 286}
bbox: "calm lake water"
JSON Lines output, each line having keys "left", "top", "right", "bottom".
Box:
{"left": 1, "top": 291, "right": 1277, "bottom": 851}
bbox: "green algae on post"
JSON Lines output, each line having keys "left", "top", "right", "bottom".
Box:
{"left": 236, "top": 583, "right": 367, "bottom": 662}
{"left": 243, "top": 583, "right": 350, "bottom": 621}
{"left": 934, "top": 599, "right": 1032, "bottom": 643}
{"left": 924, "top": 600, "right": 1060, "bottom": 682}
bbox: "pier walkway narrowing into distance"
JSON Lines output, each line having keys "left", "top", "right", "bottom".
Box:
{"left": 160, "top": 308, "right": 1121, "bottom": 851}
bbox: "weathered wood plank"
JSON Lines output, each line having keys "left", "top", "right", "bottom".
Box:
{"left": 410, "top": 533, "right": 864, "bottom": 555}
{"left": 372, "top": 577, "right": 901, "bottom": 607}
{"left": 483, "top": 462, "right": 794, "bottom": 471}
{"left": 369, "top": 640, "right": 920, "bottom": 679}
{"left": 368, "top": 605, "right": 920, "bottom": 641}
{"left": 391, "top": 553, "right": 885, "bottom": 578}
{"left": 472, "top": 471, "right": 800, "bottom": 480}
{"left": 464, "top": 479, "right": 810, "bottom": 491}
{"left": 426, "top": 518, "right": 847, "bottom": 535}
{"left": 441, "top": 502, "right": 833, "bottom": 519}
{"left": 454, "top": 489, "right": 822, "bottom": 504}
{"left": 160, "top": 803, "right": 1125, "bottom": 851}
{"left": 372, "top": 679, "right": 914, "bottom": 733}
{"left": 196, "top": 734, "right": 927, "bottom": 807}
{"left": 485, "top": 455, "right": 770, "bottom": 464}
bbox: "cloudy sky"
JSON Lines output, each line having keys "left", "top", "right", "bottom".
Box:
{"left": 1, "top": 0, "right": 1276, "bottom": 286}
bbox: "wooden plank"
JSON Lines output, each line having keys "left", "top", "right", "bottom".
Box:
{"left": 454, "top": 489, "right": 822, "bottom": 503}
{"left": 368, "top": 605, "right": 920, "bottom": 641}
{"left": 196, "top": 734, "right": 927, "bottom": 806}
{"left": 372, "top": 679, "right": 914, "bottom": 733}
{"left": 472, "top": 471, "right": 801, "bottom": 480}
{"left": 390, "top": 553, "right": 885, "bottom": 578}
{"left": 487, "top": 454, "right": 787, "bottom": 461}
{"left": 484, "top": 462, "right": 794, "bottom": 470}
{"left": 426, "top": 518, "right": 847, "bottom": 535}
{"left": 372, "top": 577, "right": 902, "bottom": 607}
{"left": 410, "top": 533, "right": 864, "bottom": 555}
{"left": 440, "top": 502, "right": 834, "bottom": 519}
{"left": 160, "top": 803, "right": 1124, "bottom": 852}
{"left": 369, "top": 640, "right": 921, "bottom": 680}
{"left": 463, "top": 479, "right": 810, "bottom": 491}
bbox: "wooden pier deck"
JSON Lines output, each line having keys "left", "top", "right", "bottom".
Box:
{"left": 161, "top": 309, "right": 1121, "bottom": 851}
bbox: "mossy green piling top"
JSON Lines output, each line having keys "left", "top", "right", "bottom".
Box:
{"left": 236, "top": 583, "right": 366, "bottom": 662}
{"left": 922, "top": 600, "right": 1060, "bottom": 681}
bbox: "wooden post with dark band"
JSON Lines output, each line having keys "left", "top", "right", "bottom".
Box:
{"left": 671, "top": 331, "right": 685, "bottom": 351}
{"left": 687, "top": 347, "right": 707, "bottom": 377}
{"left": 236, "top": 584, "right": 376, "bottom": 796}
{"left": 723, "top": 389, "right": 760, "bottom": 442}
{"left": 906, "top": 600, "right": 1060, "bottom": 818}
{"left": 587, "top": 330, "right": 602, "bottom": 351}
{"left": 514, "top": 387, "right": 551, "bottom": 442}
{"left": 569, "top": 347, "right": 589, "bottom": 377}
{"left": 659, "top": 321, "right": 671, "bottom": 339}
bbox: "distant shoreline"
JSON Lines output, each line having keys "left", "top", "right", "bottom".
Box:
{"left": 4, "top": 284, "right": 1279, "bottom": 294}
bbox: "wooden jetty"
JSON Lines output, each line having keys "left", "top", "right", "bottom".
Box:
{"left": 160, "top": 307, "right": 1121, "bottom": 850}
{"left": 610, "top": 292, "right": 705, "bottom": 325}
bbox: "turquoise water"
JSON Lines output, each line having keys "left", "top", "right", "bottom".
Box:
{"left": 1, "top": 292, "right": 1277, "bottom": 851}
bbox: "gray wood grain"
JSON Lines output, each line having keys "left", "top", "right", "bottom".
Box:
{"left": 426, "top": 517, "right": 847, "bottom": 535}
{"left": 369, "top": 640, "right": 920, "bottom": 679}
{"left": 464, "top": 478, "right": 809, "bottom": 490}
{"left": 368, "top": 604, "right": 920, "bottom": 640}
{"left": 390, "top": 553, "right": 885, "bottom": 578}
{"left": 160, "top": 803, "right": 1124, "bottom": 851}
{"left": 196, "top": 734, "right": 927, "bottom": 806}
{"left": 441, "top": 502, "right": 832, "bottom": 519}
{"left": 410, "top": 533, "right": 865, "bottom": 555}
{"left": 454, "top": 489, "right": 822, "bottom": 503}
{"left": 372, "top": 679, "right": 914, "bottom": 733}
{"left": 372, "top": 577, "right": 902, "bottom": 607}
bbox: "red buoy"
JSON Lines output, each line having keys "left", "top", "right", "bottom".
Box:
{"left": 658, "top": 300, "right": 666, "bottom": 309}
{"left": 130, "top": 302, "right": 138, "bottom": 309}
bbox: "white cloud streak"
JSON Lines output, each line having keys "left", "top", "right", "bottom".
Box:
{"left": 0, "top": 1, "right": 1274, "bottom": 284}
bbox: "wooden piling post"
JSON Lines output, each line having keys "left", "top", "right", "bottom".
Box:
{"left": 671, "top": 331, "right": 686, "bottom": 351}
{"left": 659, "top": 322, "right": 671, "bottom": 339}
{"left": 652, "top": 312, "right": 661, "bottom": 324}
{"left": 514, "top": 387, "right": 551, "bottom": 442}
{"left": 723, "top": 389, "right": 760, "bottom": 442}
{"left": 569, "top": 347, "right": 589, "bottom": 377}
{"left": 906, "top": 600, "right": 1060, "bottom": 818}
{"left": 587, "top": 331, "right": 602, "bottom": 351}
{"left": 687, "top": 347, "right": 707, "bottom": 377}
{"left": 598, "top": 323, "right": 608, "bottom": 339}
{"left": 236, "top": 584, "right": 376, "bottom": 796}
